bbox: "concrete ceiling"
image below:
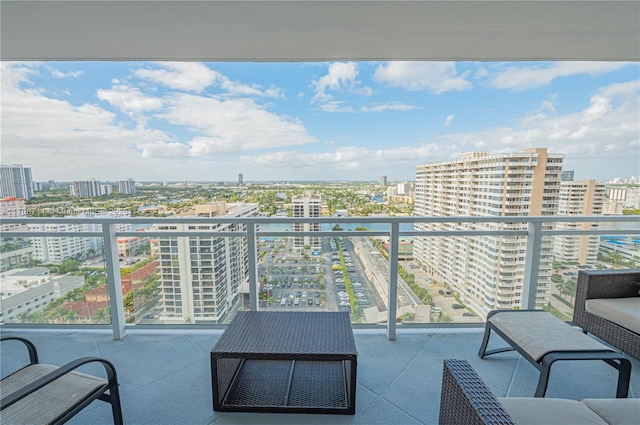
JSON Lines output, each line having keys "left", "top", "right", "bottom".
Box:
{"left": 1, "top": 1, "right": 639, "bottom": 62}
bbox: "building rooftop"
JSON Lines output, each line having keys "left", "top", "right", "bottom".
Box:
{"left": 2, "top": 327, "right": 638, "bottom": 425}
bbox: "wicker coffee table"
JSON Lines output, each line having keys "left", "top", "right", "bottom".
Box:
{"left": 211, "top": 311, "right": 358, "bottom": 414}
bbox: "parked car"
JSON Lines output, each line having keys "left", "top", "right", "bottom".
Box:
{"left": 452, "top": 304, "right": 464, "bottom": 309}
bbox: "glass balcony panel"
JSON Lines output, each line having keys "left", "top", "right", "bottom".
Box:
{"left": 1, "top": 215, "right": 638, "bottom": 333}
{"left": 545, "top": 225, "right": 640, "bottom": 322}
{"left": 0, "top": 235, "right": 111, "bottom": 325}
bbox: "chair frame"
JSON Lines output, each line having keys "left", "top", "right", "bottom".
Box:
{"left": 1, "top": 335, "right": 124, "bottom": 425}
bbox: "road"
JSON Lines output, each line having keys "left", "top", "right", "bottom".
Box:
{"left": 349, "top": 237, "right": 417, "bottom": 305}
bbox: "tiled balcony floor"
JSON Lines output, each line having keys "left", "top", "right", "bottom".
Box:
{"left": 1, "top": 327, "right": 639, "bottom": 425}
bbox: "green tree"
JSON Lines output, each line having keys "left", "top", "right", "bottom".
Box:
{"left": 58, "top": 258, "right": 80, "bottom": 273}
{"left": 607, "top": 252, "right": 623, "bottom": 267}
{"left": 92, "top": 306, "right": 111, "bottom": 324}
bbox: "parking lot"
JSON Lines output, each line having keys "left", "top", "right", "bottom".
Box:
{"left": 257, "top": 236, "right": 378, "bottom": 316}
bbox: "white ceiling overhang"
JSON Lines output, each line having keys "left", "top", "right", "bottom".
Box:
{"left": 1, "top": 0, "right": 639, "bottom": 62}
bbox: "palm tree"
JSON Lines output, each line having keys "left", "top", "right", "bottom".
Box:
{"left": 607, "top": 252, "right": 624, "bottom": 267}
{"left": 92, "top": 307, "right": 111, "bottom": 324}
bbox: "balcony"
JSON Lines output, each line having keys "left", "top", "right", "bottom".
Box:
{"left": 2, "top": 327, "right": 639, "bottom": 424}
{"left": 1, "top": 2, "right": 639, "bottom": 420}
{"left": 4, "top": 215, "right": 638, "bottom": 423}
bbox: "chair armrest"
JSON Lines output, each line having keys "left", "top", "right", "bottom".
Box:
{"left": 1, "top": 357, "right": 118, "bottom": 410}
{"left": 440, "top": 359, "right": 514, "bottom": 425}
{"left": 0, "top": 335, "right": 39, "bottom": 364}
{"left": 577, "top": 270, "right": 640, "bottom": 301}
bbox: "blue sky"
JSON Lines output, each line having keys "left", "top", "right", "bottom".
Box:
{"left": 1, "top": 61, "right": 638, "bottom": 182}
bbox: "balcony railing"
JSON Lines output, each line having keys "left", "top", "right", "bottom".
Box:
{"left": 1, "top": 215, "right": 639, "bottom": 340}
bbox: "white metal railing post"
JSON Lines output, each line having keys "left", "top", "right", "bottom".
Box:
{"left": 247, "top": 223, "right": 259, "bottom": 310}
{"left": 387, "top": 222, "right": 399, "bottom": 340}
{"left": 102, "top": 223, "right": 126, "bottom": 339}
{"left": 522, "top": 221, "right": 543, "bottom": 309}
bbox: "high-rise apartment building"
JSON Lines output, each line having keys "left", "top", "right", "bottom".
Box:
{"left": 76, "top": 211, "right": 131, "bottom": 255}
{"left": 291, "top": 191, "right": 322, "bottom": 252}
{"left": 118, "top": 178, "right": 136, "bottom": 195}
{"left": 553, "top": 180, "right": 605, "bottom": 265}
{"left": 70, "top": 179, "right": 103, "bottom": 197}
{"left": 0, "top": 197, "right": 28, "bottom": 232}
{"left": 414, "top": 148, "right": 564, "bottom": 317}
{"left": 0, "top": 164, "right": 34, "bottom": 200}
{"left": 238, "top": 173, "right": 243, "bottom": 186}
{"left": 156, "top": 201, "right": 259, "bottom": 324}
{"left": 0, "top": 197, "right": 33, "bottom": 271}
{"left": 608, "top": 186, "right": 640, "bottom": 209}
{"left": 28, "top": 223, "right": 91, "bottom": 264}
{"left": 101, "top": 184, "right": 113, "bottom": 196}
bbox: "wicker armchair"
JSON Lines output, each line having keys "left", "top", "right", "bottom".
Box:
{"left": 439, "top": 359, "right": 514, "bottom": 425}
{"left": 439, "top": 359, "right": 640, "bottom": 425}
{"left": 573, "top": 269, "right": 640, "bottom": 360}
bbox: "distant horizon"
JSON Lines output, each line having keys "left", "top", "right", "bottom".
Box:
{"left": 2, "top": 61, "right": 638, "bottom": 182}
{"left": 40, "top": 176, "right": 639, "bottom": 186}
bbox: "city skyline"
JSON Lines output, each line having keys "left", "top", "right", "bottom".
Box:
{"left": 2, "top": 61, "right": 639, "bottom": 182}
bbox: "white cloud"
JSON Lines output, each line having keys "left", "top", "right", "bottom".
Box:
{"left": 50, "top": 68, "right": 84, "bottom": 79}
{"left": 319, "top": 101, "right": 354, "bottom": 113}
{"left": 97, "top": 84, "right": 164, "bottom": 115}
{"left": 220, "top": 80, "right": 283, "bottom": 98}
{"left": 248, "top": 147, "right": 367, "bottom": 171}
{"left": 482, "top": 62, "right": 628, "bottom": 91}
{"left": 150, "top": 93, "right": 317, "bottom": 154}
{"left": 1, "top": 62, "right": 318, "bottom": 180}
{"left": 361, "top": 102, "right": 415, "bottom": 112}
{"left": 0, "top": 63, "right": 173, "bottom": 179}
{"left": 139, "top": 141, "right": 190, "bottom": 158}
{"left": 311, "top": 62, "right": 372, "bottom": 111}
{"left": 2, "top": 62, "right": 637, "bottom": 182}
{"left": 134, "top": 62, "right": 283, "bottom": 98}
{"left": 373, "top": 62, "right": 472, "bottom": 94}
{"left": 134, "top": 62, "right": 221, "bottom": 92}
{"left": 1, "top": 62, "right": 41, "bottom": 95}
{"left": 241, "top": 78, "right": 639, "bottom": 180}
{"left": 187, "top": 136, "right": 242, "bottom": 156}
{"left": 312, "top": 62, "right": 358, "bottom": 101}
{"left": 598, "top": 80, "right": 640, "bottom": 102}
{"left": 444, "top": 114, "right": 455, "bottom": 126}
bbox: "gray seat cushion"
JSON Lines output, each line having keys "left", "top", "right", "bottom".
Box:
{"left": 498, "top": 397, "right": 607, "bottom": 425}
{"left": 582, "top": 398, "right": 640, "bottom": 425}
{"left": 489, "top": 311, "right": 612, "bottom": 362}
{"left": 585, "top": 298, "right": 640, "bottom": 334}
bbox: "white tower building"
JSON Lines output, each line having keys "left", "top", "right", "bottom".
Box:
{"left": 414, "top": 148, "right": 564, "bottom": 317}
